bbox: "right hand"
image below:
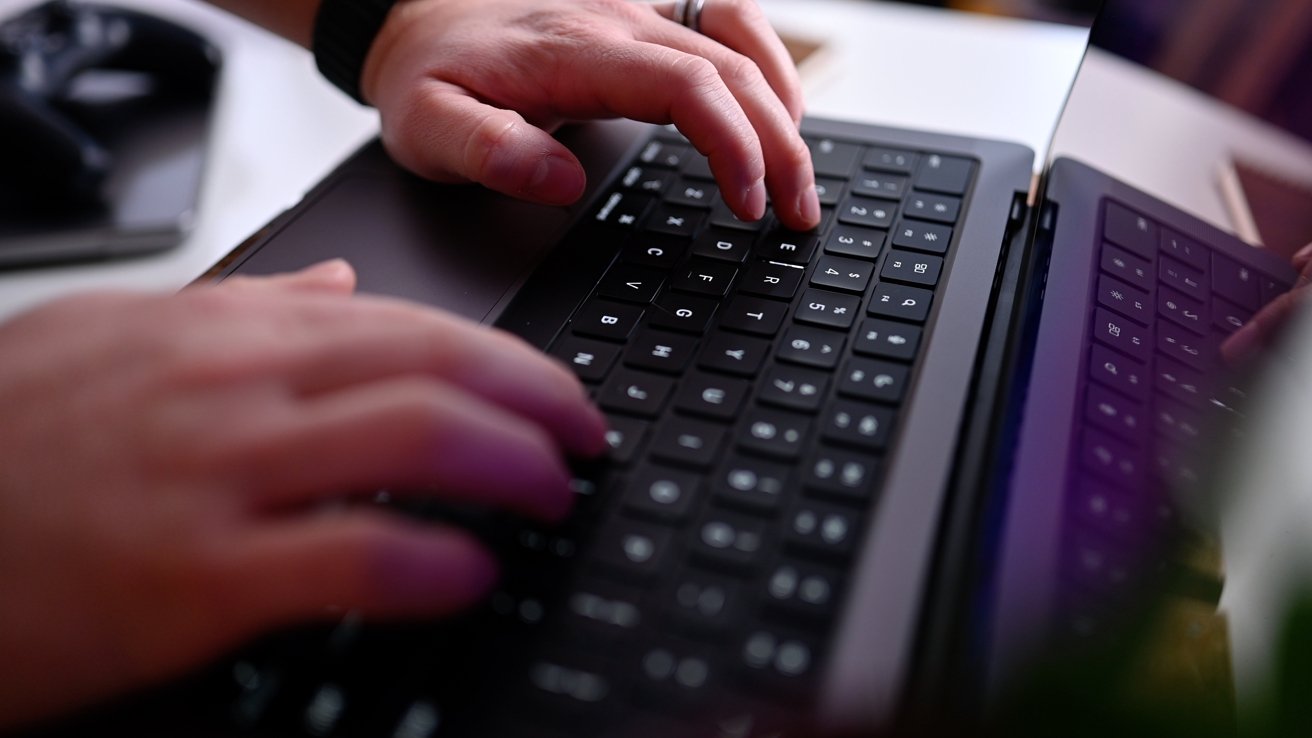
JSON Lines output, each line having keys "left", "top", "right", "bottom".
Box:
{"left": 361, "top": 0, "right": 821, "bottom": 230}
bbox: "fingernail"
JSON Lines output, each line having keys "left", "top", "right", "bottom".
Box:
{"left": 301, "top": 258, "right": 353, "bottom": 279}
{"left": 744, "top": 178, "right": 767, "bottom": 220}
{"left": 528, "top": 155, "right": 586, "bottom": 205}
{"left": 797, "top": 183, "right": 820, "bottom": 228}
{"left": 1295, "top": 241, "right": 1312, "bottom": 266}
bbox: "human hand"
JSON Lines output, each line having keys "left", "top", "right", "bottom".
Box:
{"left": 361, "top": 0, "right": 821, "bottom": 230}
{"left": 1221, "top": 244, "right": 1312, "bottom": 364}
{"left": 0, "top": 261, "right": 607, "bottom": 729}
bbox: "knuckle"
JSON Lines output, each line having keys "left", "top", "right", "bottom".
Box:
{"left": 720, "top": 51, "right": 764, "bottom": 90}
{"left": 464, "top": 110, "right": 522, "bottom": 178}
{"left": 672, "top": 53, "right": 723, "bottom": 91}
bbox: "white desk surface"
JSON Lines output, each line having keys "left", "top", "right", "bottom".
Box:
{"left": 0, "top": 0, "right": 1089, "bottom": 321}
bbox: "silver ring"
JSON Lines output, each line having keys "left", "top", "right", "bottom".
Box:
{"left": 674, "top": 0, "right": 706, "bottom": 33}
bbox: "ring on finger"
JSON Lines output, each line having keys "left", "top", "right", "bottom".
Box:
{"left": 671, "top": 0, "right": 707, "bottom": 33}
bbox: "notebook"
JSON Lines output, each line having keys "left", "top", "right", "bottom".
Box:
{"left": 39, "top": 0, "right": 1312, "bottom": 735}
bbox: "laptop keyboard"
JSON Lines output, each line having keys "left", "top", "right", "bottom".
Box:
{"left": 1058, "top": 198, "right": 1293, "bottom": 635}
{"left": 217, "top": 129, "right": 978, "bottom": 738}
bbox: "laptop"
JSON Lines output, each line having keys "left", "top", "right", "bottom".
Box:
{"left": 27, "top": 0, "right": 1312, "bottom": 735}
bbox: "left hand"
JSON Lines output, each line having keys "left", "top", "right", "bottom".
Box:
{"left": 360, "top": 0, "right": 821, "bottom": 230}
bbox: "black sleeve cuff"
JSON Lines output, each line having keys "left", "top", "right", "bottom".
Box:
{"left": 312, "top": 0, "right": 400, "bottom": 104}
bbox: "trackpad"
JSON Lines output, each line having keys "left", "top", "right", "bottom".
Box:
{"left": 230, "top": 173, "right": 571, "bottom": 323}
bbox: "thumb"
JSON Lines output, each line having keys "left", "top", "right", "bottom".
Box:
{"left": 380, "top": 81, "right": 587, "bottom": 206}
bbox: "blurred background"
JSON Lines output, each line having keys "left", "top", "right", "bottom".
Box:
{"left": 887, "top": 0, "right": 1100, "bottom": 25}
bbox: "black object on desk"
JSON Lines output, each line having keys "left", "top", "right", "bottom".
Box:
{"left": 0, "top": 0, "right": 220, "bottom": 267}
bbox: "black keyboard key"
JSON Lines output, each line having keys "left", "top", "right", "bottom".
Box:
{"left": 1157, "top": 286, "right": 1207, "bottom": 335}
{"left": 574, "top": 299, "right": 644, "bottom": 341}
{"left": 624, "top": 330, "right": 698, "bottom": 374}
{"left": 1092, "top": 308, "right": 1150, "bottom": 361}
{"left": 891, "top": 219, "right": 952, "bottom": 255}
{"left": 1158, "top": 256, "right": 1206, "bottom": 302}
{"left": 825, "top": 225, "right": 886, "bottom": 261}
{"left": 621, "top": 165, "right": 675, "bottom": 196}
{"left": 671, "top": 260, "right": 738, "bottom": 297}
{"left": 785, "top": 501, "right": 860, "bottom": 560}
{"left": 598, "top": 265, "right": 666, "bottom": 303}
{"left": 595, "top": 191, "right": 655, "bottom": 229}
{"left": 839, "top": 358, "right": 909, "bottom": 404}
{"left": 758, "top": 365, "right": 829, "bottom": 412}
{"left": 603, "top": 416, "right": 650, "bottom": 465}
{"left": 810, "top": 255, "right": 875, "bottom": 293}
{"left": 1213, "top": 297, "right": 1251, "bottom": 334}
{"left": 718, "top": 295, "right": 788, "bottom": 336}
{"left": 693, "top": 511, "right": 771, "bottom": 572}
{"left": 1260, "top": 273, "right": 1293, "bottom": 305}
{"left": 715, "top": 456, "right": 793, "bottom": 513}
{"left": 1080, "top": 427, "right": 1145, "bottom": 487}
{"left": 523, "top": 653, "right": 623, "bottom": 723}
{"left": 1156, "top": 400, "right": 1203, "bottom": 445}
{"left": 650, "top": 419, "right": 727, "bottom": 470}
{"left": 632, "top": 640, "right": 719, "bottom": 710}
{"left": 854, "top": 319, "right": 920, "bottom": 362}
{"left": 738, "top": 408, "right": 810, "bottom": 460}
{"left": 562, "top": 579, "right": 648, "bottom": 640}
{"left": 1158, "top": 322, "right": 1210, "bottom": 370}
{"left": 777, "top": 326, "right": 845, "bottom": 369}
{"left": 868, "top": 283, "right": 933, "bottom": 322}
{"left": 1096, "top": 273, "right": 1152, "bottom": 325}
{"left": 1103, "top": 202, "right": 1157, "bottom": 260}
{"left": 622, "top": 234, "right": 687, "bottom": 270}
{"left": 852, "top": 171, "right": 908, "bottom": 200}
{"left": 764, "top": 562, "right": 841, "bottom": 621}
{"left": 804, "top": 447, "right": 878, "bottom": 501}
{"left": 813, "top": 177, "right": 845, "bottom": 206}
{"left": 593, "top": 520, "right": 675, "bottom": 579}
{"left": 600, "top": 369, "right": 675, "bottom": 417}
{"left": 1211, "top": 251, "right": 1260, "bottom": 310}
{"left": 806, "top": 137, "right": 861, "bottom": 178}
{"left": 699, "top": 332, "right": 771, "bottom": 376}
{"left": 757, "top": 230, "right": 820, "bottom": 264}
{"left": 1089, "top": 344, "right": 1149, "bottom": 402}
{"left": 1160, "top": 228, "right": 1209, "bottom": 271}
{"left": 1086, "top": 382, "right": 1147, "bottom": 444}
{"left": 1101, "top": 243, "right": 1154, "bottom": 292}
{"left": 648, "top": 204, "right": 706, "bottom": 238}
{"left": 667, "top": 177, "right": 718, "bottom": 208}
{"left": 741, "top": 629, "right": 818, "bottom": 685}
{"left": 820, "top": 399, "right": 894, "bottom": 452}
{"left": 667, "top": 573, "right": 746, "bottom": 635}
{"left": 740, "top": 262, "right": 805, "bottom": 300}
{"left": 640, "top": 139, "right": 691, "bottom": 168}
{"left": 674, "top": 372, "right": 750, "bottom": 420}
{"left": 903, "top": 192, "right": 961, "bottom": 224}
{"left": 837, "top": 195, "right": 896, "bottom": 229}
{"left": 914, "top": 154, "right": 974, "bottom": 195}
{"left": 880, "top": 250, "right": 943, "bottom": 287}
{"left": 552, "top": 336, "right": 621, "bottom": 383}
{"left": 1154, "top": 355, "right": 1206, "bottom": 407}
{"left": 795, "top": 288, "right": 861, "bottom": 330}
{"left": 624, "top": 465, "right": 703, "bottom": 522}
{"left": 692, "top": 228, "right": 753, "bottom": 263}
{"left": 648, "top": 292, "right": 718, "bottom": 334}
{"left": 863, "top": 147, "right": 918, "bottom": 174}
